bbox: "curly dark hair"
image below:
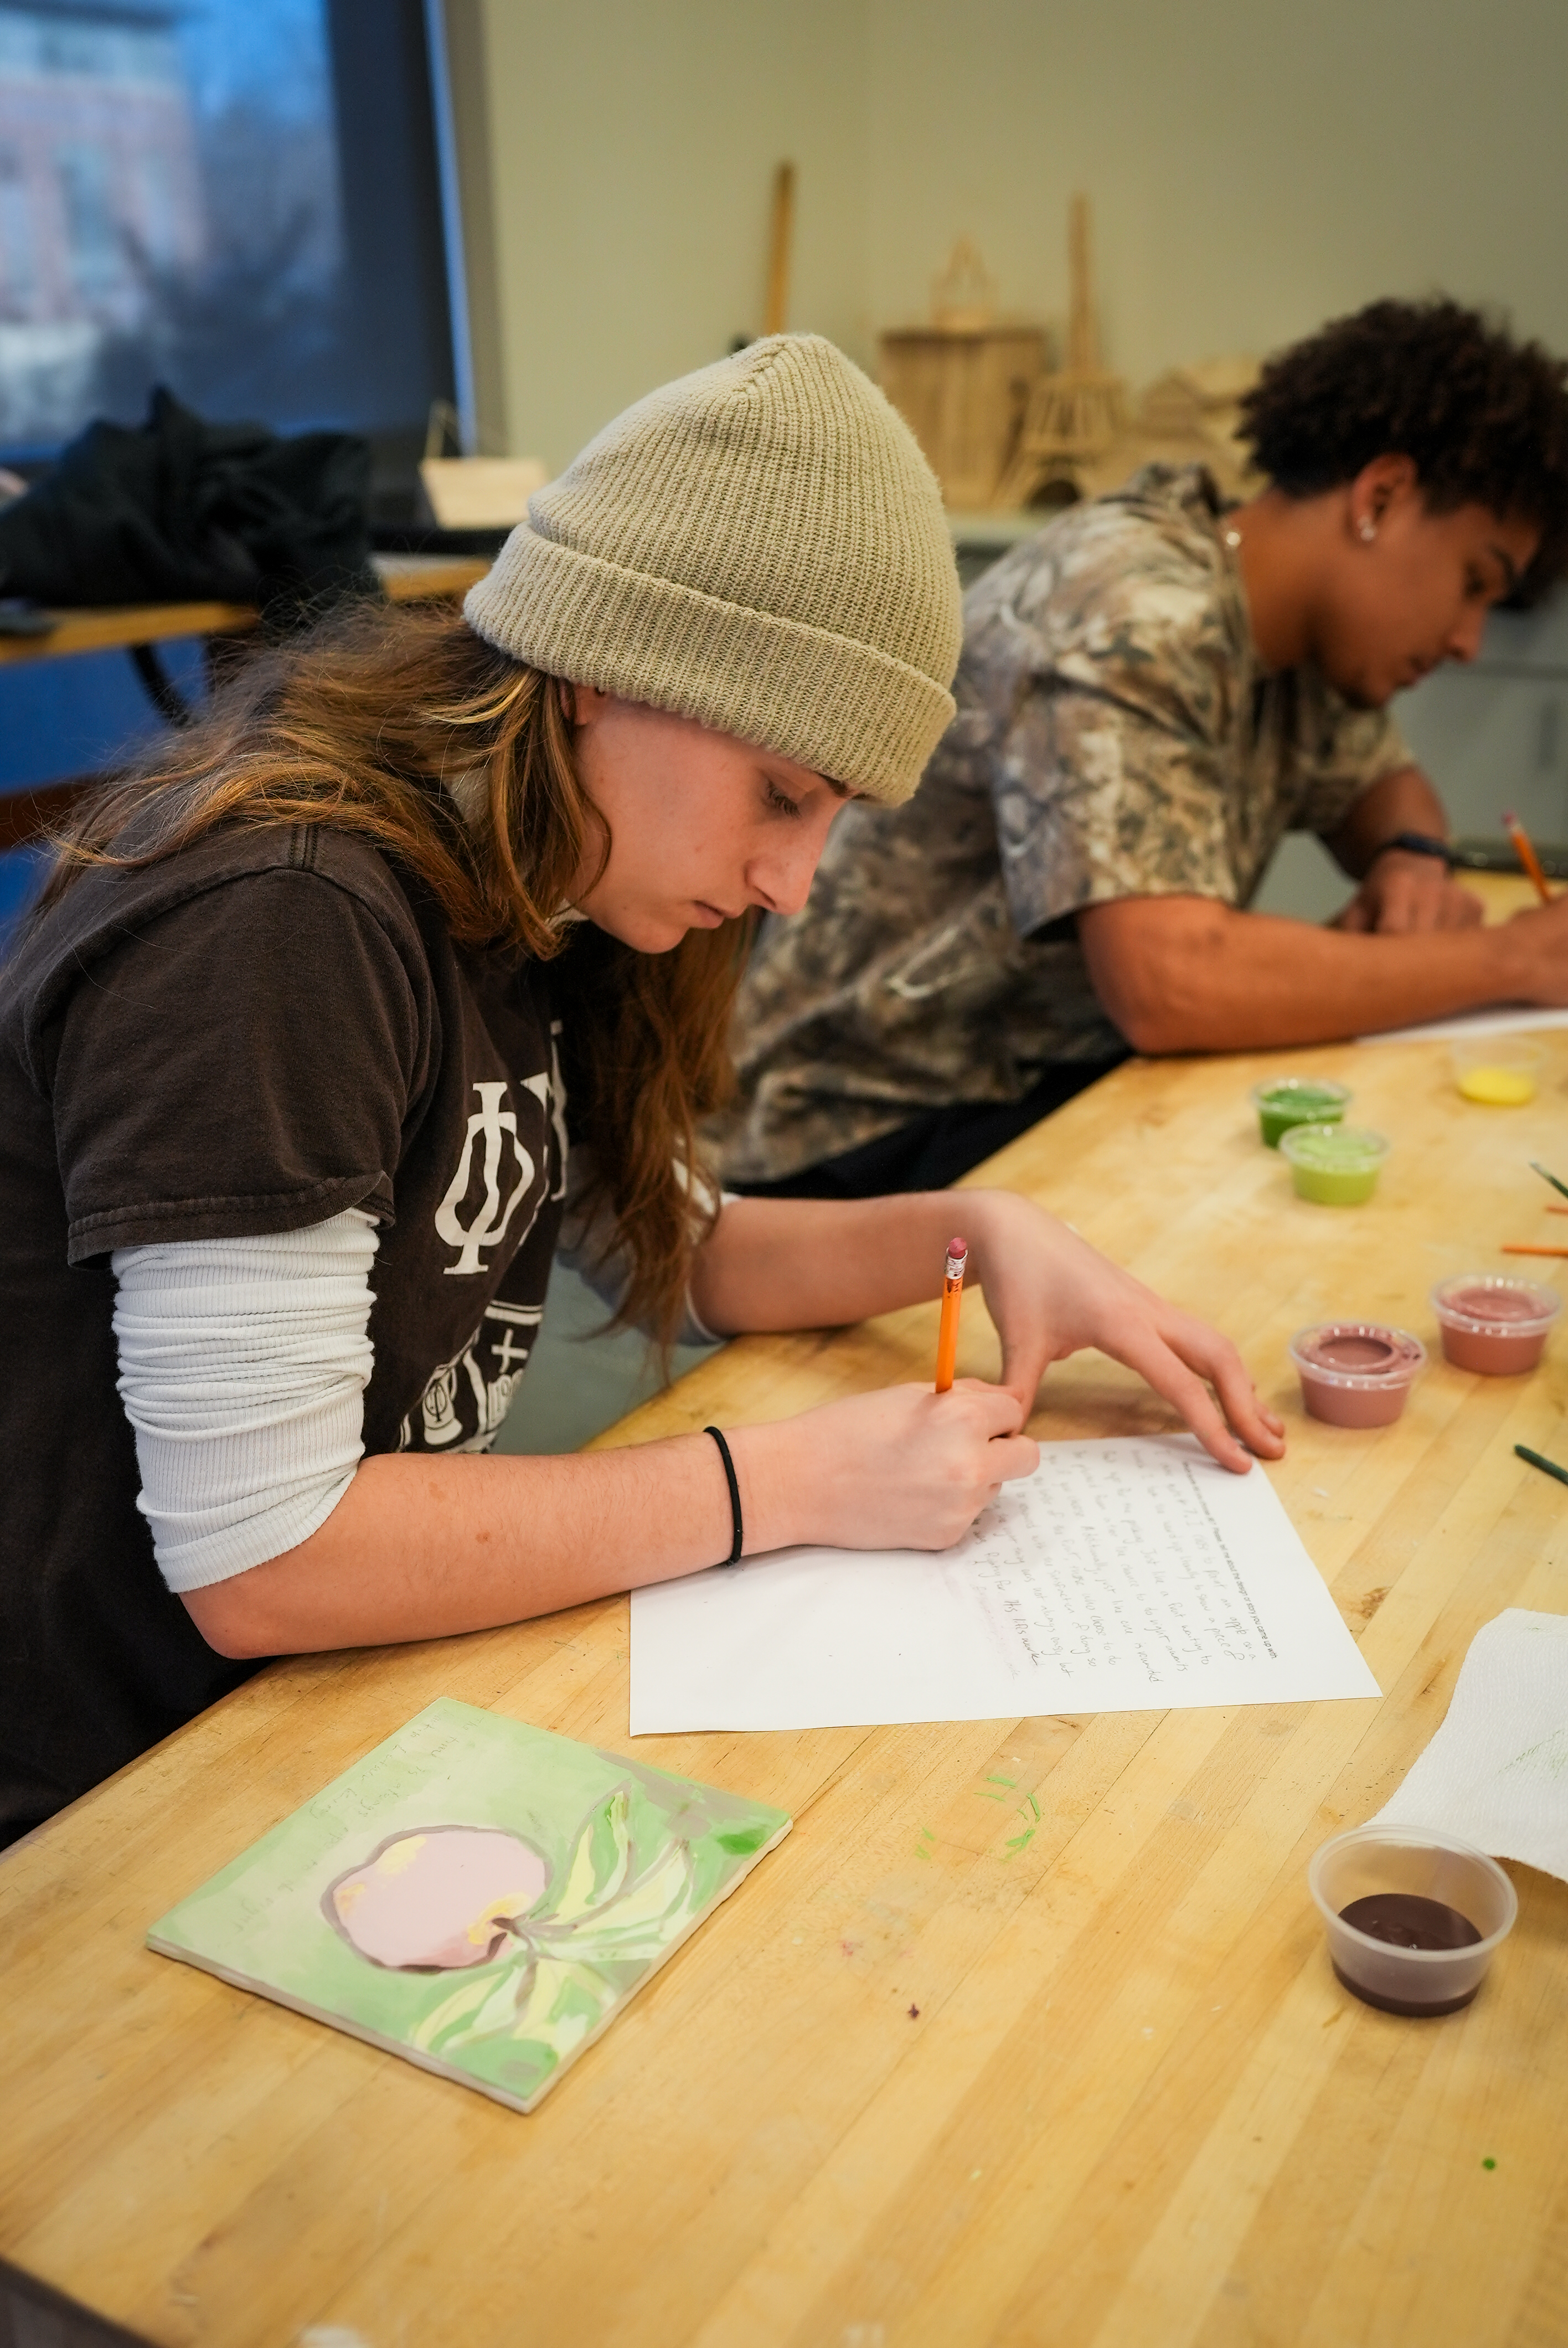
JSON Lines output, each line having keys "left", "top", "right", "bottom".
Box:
{"left": 1239, "top": 298, "right": 1568, "bottom": 603}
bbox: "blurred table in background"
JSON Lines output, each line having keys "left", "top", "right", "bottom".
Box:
{"left": 0, "top": 553, "right": 487, "bottom": 857}
{"left": 0, "top": 552, "right": 487, "bottom": 670}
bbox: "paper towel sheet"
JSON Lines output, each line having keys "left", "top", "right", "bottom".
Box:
{"left": 1374, "top": 1609, "right": 1568, "bottom": 1881}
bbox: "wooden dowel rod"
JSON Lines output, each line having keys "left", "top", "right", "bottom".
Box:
{"left": 764, "top": 162, "right": 796, "bottom": 338}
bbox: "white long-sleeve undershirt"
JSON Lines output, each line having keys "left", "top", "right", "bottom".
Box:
{"left": 111, "top": 1209, "right": 381, "bottom": 1594}
{"left": 110, "top": 1178, "right": 731, "bottom": 1598}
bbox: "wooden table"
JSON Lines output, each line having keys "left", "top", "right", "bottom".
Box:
{"left": 5, "top": 887, "right": 1568, "bottom": 2346}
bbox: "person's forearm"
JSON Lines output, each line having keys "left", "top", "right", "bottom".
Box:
{"left": 182, "top": 1370, "right": 1039, "bottom": 1659}
{"left": 1326, "top": 764, "right": 1448, "bottom": 878}
{"left": 690, "top": 1189, "right": 998, "bottom": 1334}
{"left": 1082, "top": 900, "right": 1534, "bottom": 1053}
{"left": 1129, "top": 914, "right": 1523, "bottom": 1050}
{"left": 183, "top": 1435, "right": 741, "bottom": 1656}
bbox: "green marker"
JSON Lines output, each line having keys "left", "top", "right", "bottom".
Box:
{"left": 1515, "top": 1443, "right": 1568, "bottom": 1490}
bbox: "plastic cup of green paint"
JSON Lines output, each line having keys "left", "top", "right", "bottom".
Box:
{"left": 1280, "top": 1122, "right": 1389, "bottom": 1205}
{"left": 1251, "top": 1077, "right": 1353, "bottom": 1149}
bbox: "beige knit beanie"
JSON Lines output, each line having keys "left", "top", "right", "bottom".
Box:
{"left": 463, "top": 334, "right": 961, "bottom": 804}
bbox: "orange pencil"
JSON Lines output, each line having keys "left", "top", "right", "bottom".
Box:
{"left": 1502, "top": 1243, "right": 1568, "bottom": 1258}
{"left": 1505, "top": 810, "right": 1553, "bottom": 905}
{"left": 934, "top": 1236, "right": 968, "bottom": 1393}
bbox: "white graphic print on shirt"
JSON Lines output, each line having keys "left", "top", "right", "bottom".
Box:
{"left": 435, "top": 1075, "right": 549, "bottom": 1274}
{"left": 404, "top": 1039, "right": 569, "bottom": 1453}
{"left": 404, "top": 1298, "right": 545, "bottom": 1453}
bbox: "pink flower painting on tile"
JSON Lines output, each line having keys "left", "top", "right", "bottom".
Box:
{"left": 326, "top": 1826, "right": 548, "bottom": 1971}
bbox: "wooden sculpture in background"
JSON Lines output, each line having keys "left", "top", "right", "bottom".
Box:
{"left": 877, "top": 238, "right": 1047, "bottom": 510}
{"left": 1103, "top": 353, "right": 1262, "bottom": 500}
{"left": 876, "top": 204, "right": 1263, "bottom": 512}
{"left": 930, "top": 236, "right": 998, "bottom": 331}
{"left": 995, "top": 194, "right": 1128, "bottom": 507}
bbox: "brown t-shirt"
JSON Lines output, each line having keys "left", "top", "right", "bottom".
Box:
{"left": 0, "top": 823, "right": 566, "bottom": 1845}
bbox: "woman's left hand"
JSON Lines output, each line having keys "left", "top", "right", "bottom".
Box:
{"left": 963, "top": 1189, "right": 1285, "bottom": 1474}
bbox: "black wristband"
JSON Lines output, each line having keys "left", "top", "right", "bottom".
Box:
{"left": 1369, "top": 830, "right": 1454, "bottom": 867}
{"left": 704, "top": 1425, "right": 744, "bottom": 1566}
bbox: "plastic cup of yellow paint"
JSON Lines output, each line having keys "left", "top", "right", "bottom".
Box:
{"left": 1450, "top": 1034, "right": 1546, "bottom": 1106}
{"left": 1279, "top": 1123, "right": 1389, "bottom": 1205}
{"left": 1250, "top": 1076, "right": 1353, "bottom": 1149}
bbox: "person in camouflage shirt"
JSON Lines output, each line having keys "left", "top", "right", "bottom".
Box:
{"left": 713, "top": 300, "right": 1568, "bottom": 1194}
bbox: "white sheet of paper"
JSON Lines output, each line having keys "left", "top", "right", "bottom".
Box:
{"left": 1356, "top": 1004, "right": 1568, "bottom": 1046}
{"left": 630, "top": 1435, "right": 1380, "bottom": 1733}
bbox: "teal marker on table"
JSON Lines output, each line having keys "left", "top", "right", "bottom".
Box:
{"left": 1515, "top": 1443, "right": 1568, "bottom": 1491}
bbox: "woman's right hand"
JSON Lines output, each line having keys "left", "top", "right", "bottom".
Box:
{"left": 730, "top": 1379, "right": 1039, "bottom": 1556}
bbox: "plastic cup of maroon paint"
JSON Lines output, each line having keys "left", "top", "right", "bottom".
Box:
{"left": 1309, "top": 1824, "right": 1517, "bottom": 2016}
{"left": 1431, "top": 1275, "right": 1562, "bottom": 1375}
{"left": 1288, "top": 1323, "right": 1426, "bottom": 1427}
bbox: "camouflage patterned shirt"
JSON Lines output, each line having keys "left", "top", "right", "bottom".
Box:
{"left": 709, "top": 464, "right": 1414, "bottom": 1184}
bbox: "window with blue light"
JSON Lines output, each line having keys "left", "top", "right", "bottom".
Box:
{"left": 0, "top": 0, "right": 461, "bottom": 942}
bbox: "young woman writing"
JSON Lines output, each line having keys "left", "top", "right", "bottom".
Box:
{"left": 0, "top": 337, "right": 1282, "bottom": 1846}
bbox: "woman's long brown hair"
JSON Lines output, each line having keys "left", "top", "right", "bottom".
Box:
{"left": 38, "top": 600, "right": 746, "bottom": 1346}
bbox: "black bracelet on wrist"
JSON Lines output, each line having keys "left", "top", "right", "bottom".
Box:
{"left": 704, "top": 1425, "right": 744, "bottom": 1566}
{"left": 1368, "top": 830, "right": 1454, "bottom": 867}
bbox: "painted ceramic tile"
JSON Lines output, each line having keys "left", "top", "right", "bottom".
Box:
{"left": 148, "top": 1698, "right": 791, "bottom": 2112}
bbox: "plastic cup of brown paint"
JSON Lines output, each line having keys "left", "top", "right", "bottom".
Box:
{"left": 1288, "top": 1323, "right": 1426, "bottom": 1427}
{"left": 1431, "top": 1275, "right": 1562, "bottom": 1374}
{"left": 1309, "top": 1824, "right": 1517, "bottom": 2016}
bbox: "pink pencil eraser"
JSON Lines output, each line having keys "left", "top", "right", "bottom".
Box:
{"left": 948, "top": 1236, "right": 968, "bottom": 1260}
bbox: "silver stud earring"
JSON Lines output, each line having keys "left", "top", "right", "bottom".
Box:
{"left": 1359, "top": 518, "right": 1377, "bottom": 543}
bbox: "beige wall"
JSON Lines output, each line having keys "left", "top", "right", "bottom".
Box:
{"left": 865, "top": 0, "right": 1568, "bottom": 389}
{"left": 466, "top": 0, "right": 1568, "bottom": 464}
{"left": 472, "top": 0, "right": 870, "bottom": 471}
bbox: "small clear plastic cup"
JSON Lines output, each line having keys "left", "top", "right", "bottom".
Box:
{"left": 1431, "top": 1274, "right": 1562, "bottom": 1374}
{"left": 1309, "top": 1824, "right": 1517, "bottom": 2016}
{"left": 1250, "top": 1076, "right": 1353, "bottom": 1149}
{"left": 1280, "top": 1123, "right": 1389, "bottom": 1205}
{"left": 1289, "top": 1323, "right": 1425, "bottom": 1426}
{"left": 1451, "top": 1033, "right": 1546, "bottom": 1106}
